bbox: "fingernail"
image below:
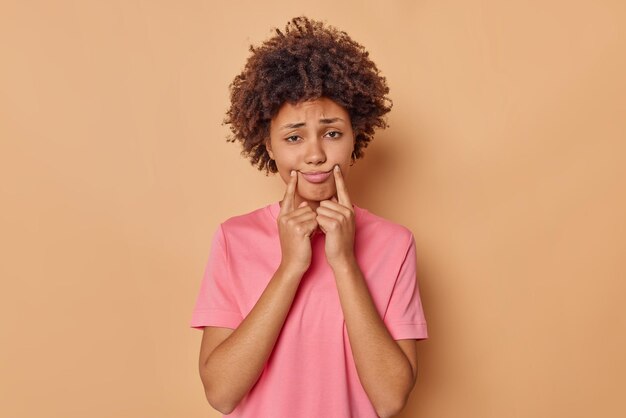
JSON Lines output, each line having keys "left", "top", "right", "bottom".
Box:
{"left": 290, "top": 170, "right": 295, "bottom": 176}
{"left": 334, "top": 165, "right": 339, "bottom": 172}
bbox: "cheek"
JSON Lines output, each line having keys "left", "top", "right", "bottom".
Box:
{"left": 271, "top": 150, "right": 295, "bottom": 171}
{"left": 338, "top": 164, "right": 351, "bottom": 182}
{"left": 277, "top": 169, "right": 291, "bottom": 185}
{"left": 336, "top": 152, "right": 353, "bottom": 174}
{"left": 270, "top": 155, "right": 290, "bottom": 182}
{"left": 337, "top": 140, "right": 354, "bottom": 163}
{"left": 276, "top": 162, "right": 298, "bottom": 186}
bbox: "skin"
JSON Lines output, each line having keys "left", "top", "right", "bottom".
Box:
{"left": 266, "top": 97, "right": 355, "bottom": 213}
{"left": 199, "top": 98, "right": 418, "bottom": 417}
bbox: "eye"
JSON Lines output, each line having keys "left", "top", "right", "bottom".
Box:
{"left": 285, "top": 135, "right": 301, "bottom": 143}
{"left": 325, "top": 131, "right": 342, "bottom": 139}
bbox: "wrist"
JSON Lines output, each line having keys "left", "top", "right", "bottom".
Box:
{"left": 329, "top": 253, "right": 358, "bottom": 274}
{"left": 277, "top": 261, "right": 308, "bottom": 280}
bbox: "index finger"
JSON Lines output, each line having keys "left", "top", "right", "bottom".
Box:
{"left": 333, "top": 165, "right": 352, "bottom": 208}
{"left": 279, "top": 170, "right": 297, "bottom": 215}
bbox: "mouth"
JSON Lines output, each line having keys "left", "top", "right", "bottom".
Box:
{"left": 299, "top": 170, "right": 332, "bottom": 184}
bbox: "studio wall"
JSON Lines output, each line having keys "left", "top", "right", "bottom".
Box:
{"left": 1, "top": 1, "right": 625, "bottom": 417}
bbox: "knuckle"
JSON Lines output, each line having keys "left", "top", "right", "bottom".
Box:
{"left": 328, "top": 219, "right": 340, "bottom": 230}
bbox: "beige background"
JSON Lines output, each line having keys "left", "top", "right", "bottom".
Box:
{"left": 1, "top": 1, "right": 625, "bottom": 417}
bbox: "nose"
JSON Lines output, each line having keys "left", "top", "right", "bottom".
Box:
{"left": 304, "top": 138, "right": 326, "bottom": 165}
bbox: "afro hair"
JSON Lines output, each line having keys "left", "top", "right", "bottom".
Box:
{"left": 224, "top": 16, "right": 392, "bottom": 174}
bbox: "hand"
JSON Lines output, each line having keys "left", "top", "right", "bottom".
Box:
{"left": 315, "top": 165, "right": 356, "bottom": 269}
{"left": 277, "top": 170, "right": 318, "bottom": 275}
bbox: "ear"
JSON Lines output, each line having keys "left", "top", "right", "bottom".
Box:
{"left": 265, "top": 138, "right": 274, "bottom": 159}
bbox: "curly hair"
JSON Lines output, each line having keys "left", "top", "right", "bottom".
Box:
{"left": 224, "top": 16, "right": 392, "bottom": 174}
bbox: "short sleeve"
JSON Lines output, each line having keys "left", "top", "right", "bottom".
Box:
{"left": 190, "top": 225, "right": 243, "bottom": 330}
{"left": 383, "top": 234, "right": 428, "bottom": 340}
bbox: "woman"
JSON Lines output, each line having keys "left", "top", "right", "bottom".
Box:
{"left": 191, "top": 16, "right": 428, "bottom": 417}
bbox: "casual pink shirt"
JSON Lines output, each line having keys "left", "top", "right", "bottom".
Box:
{"left": 191, "top": 202, "right": 428, "bottom": 417}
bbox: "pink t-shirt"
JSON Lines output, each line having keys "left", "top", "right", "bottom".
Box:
{"left": 191, "top": 202, "right": 428, "bottom": 417}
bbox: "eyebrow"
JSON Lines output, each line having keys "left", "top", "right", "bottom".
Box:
{"left": 279, "top": 117, "right": 344, "bottom": 130}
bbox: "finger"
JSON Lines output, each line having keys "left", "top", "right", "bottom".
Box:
{"left": 319, "top": 199, "right": 343, "bottom": 210}
{"left": 278, "top": 207, "right": 316, "bottom": 232}
{"left": 303, "top": 219, "right": 320, "bottom": 237}
{"left": 315, "top": 214, "right": 339, "bottom": 234}
{"left": 319, "top": 199, "right": 352, "bottom": 218}
{"left": 290, "top": 202, "right": 315, "bottom": 217}
{"left": 287, "top": 213, "right": 319, "bottom": 236}
{"left": 279, "top": 170, "right": 297, "bottom": 215}
{"left": 314, "top": 215, "right": 327, "bottom": 234}
{"left": 290, "top": 209, "right": 318, "bottom": 223}
{"left": 315, "top": 205, "right": 346, "bottom": 222}
{"left": 333, "top": 165, "right": 352, "bottom": 208}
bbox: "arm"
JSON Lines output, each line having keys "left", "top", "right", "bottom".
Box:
{"left": 332, "top": 258, "right": 418, "bottom": 418}
{"left": 198, "top": 170, "right": 318, "bottom": 414}
{"left": 315, "top": 165, "right": 418, "bottom": 417}
{"left": 199, "top": 264, "right": 304, "bottom": 414}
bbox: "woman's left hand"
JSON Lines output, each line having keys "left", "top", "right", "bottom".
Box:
{"left": 315, "top": 165, "right": 356, "bottom": 269}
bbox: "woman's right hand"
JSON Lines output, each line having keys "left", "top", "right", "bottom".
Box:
{"left": 277, "top": 170, "right": 318, "bottom": 275}
{"left": 200, "top": 170, "right": 318, "bottom": 414}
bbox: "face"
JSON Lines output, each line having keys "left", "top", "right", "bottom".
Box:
{"left": 266, "top": 97, "right": 355, "bottom": 207}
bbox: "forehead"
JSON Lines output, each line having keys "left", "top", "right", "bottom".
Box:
{"left": 272, "top": 97, "right": 350, "bottom": 125}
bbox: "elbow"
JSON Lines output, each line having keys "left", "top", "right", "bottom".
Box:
{"left": 204, "top": 388, "right": 238, "bottom": 415}
{"left": 201, "top": 372, "right": 240, "bottom": 415}
{"left": 374, "top": 390, "right": 411, "bottom": 418}
{"left": 200, "top": 364, "right": 240, "bottom": 414}
{"left": 375, "top": 399, "right": 407, "bottom": 418}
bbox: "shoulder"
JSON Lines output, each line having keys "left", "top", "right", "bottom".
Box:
{"left": 353, "top": 205, "right": 417, "bottom": 279}
{"left": 217, "top": 202, "right": 277, "bottom": 242}
{"left": 354, "top": 204, "right": 414, "bottom": 246}
{"left": 221, "top": 204, "right": 271, "bottom": 227}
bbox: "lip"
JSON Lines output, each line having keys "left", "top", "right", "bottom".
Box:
{"left": 299, "top": 170, "right": 332, "bottom": 184}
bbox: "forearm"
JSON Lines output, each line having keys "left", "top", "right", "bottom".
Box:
{"left": 201, "top": 264, "right": 303, "bottom": 413}
{"left": 332, "top": 258, "right": 415, "bottom": 418}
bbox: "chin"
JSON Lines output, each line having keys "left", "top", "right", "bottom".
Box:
{"left": 297, "top": 183, "right": 335, "bottom": 202}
